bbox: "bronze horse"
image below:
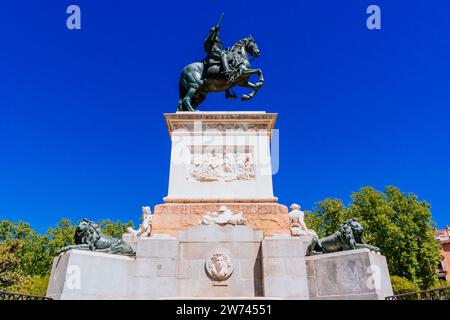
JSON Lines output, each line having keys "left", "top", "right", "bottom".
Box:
{"left": 177, "top": 37, "right": 264, "bottom": 111}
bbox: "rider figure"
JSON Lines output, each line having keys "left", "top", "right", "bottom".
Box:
{"left": 204, "top": 24, "right": 230, "bottom": 76}
{"left": 203, "top": 14, "right": 236, "bottom": 98}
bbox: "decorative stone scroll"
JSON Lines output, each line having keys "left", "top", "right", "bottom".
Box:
{"left": 199, "top": 206, "right": 247, "bottom": 226}
{"left": 205, "top": 250, "right": 234, "bottom": 282}
{"left": 188, "top": 148, "right": 255, "bottom": 182}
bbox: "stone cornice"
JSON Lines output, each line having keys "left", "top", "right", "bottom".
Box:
{"left": 164, "top": 111, "right": 278, "bottom": 137}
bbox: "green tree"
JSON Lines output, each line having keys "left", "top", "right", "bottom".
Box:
{"left": 6, "top": 274, "right": 49, "bottom": 296}
{"left": 98, "top": 219, "right": 134, "bottom": 238}
{"left": 45, "top": 219, "right": 75, "bottom": 258}
{"left": 305, "top": 198, "right": 350, "bottom": 238}
{"left": 0, "top": 240, "right": 26, "bottom": 289}
{"left": 350, "top": 186, "right": 441, "bottom": 289}
{"left": 16, "top": 219, "right": 75, "bottom": 277}
{"left": 306, "top": 186, "right": 442, "bottom": 290}
{"left": 0, "top": 220, "right": 35, "bottom": 241}
{"left": 390, "top": 275, "right": 420, "bottom": 294}
{"left": 0, "top": 217, "right": 134, "bottom": 295}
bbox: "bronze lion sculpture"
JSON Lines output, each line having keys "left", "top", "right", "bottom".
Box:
{"left": 56, "top": 218, "right": 135, "bottom": 256}
{"left": 306, "top": 218, "right": 380, "bottom": 255}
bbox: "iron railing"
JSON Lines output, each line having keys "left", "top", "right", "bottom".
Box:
{"left": 386, "top": 286, "right": 450, "bottom": 300}
{"left": 0, "top": 290, "right": 52, "bottom": 300}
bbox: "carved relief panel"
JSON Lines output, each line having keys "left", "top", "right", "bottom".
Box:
{"left": 187, "top": 145, "right": 255, "bottom": 182}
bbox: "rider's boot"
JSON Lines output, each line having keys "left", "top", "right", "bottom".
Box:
{"left": 221, "top": 52, "right": 232, "bottom": 76}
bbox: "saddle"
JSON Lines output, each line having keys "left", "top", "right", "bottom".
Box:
{"left": 203, "top": 55, "right": 236, "bottom": 80}
{"left": 206, "top": 58, "right": 221, "bottom": 65}
{"left": 203, "top": 59, "right": 222, "bottom": 78}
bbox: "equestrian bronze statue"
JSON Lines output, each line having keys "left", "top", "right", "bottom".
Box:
{"left": 177, "top": 14, "right": 264, "bottom": 111}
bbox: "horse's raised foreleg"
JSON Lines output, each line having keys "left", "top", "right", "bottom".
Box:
{"left": 242, "top": 68, "right": 264, "bottom": 87}
{"left": 239, "top": 68, "right": 264, "bottom": 101}
{"left": 238, "top": 82, "right": 257, "bottom": 101}
{"left": 238, "top": 81, "right": 261, "bottom": 101}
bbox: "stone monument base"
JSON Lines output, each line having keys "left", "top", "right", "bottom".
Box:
{"left": 306, "top": 250, "right": 393, "bottom": 300}
{"left": 47, "top": 225, "right": 393, "bottom": 300}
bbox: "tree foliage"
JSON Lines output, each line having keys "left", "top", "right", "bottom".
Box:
{"left": 305, "top": 198, "right": 350, "bottom": 238}
{"left": 305, "top": 186, "right": 442, "bottom": 289}
{"left": 0, "top": 240, "right": 26, "bottom": 288}
{"left": 0, "top": 217, "right": 133, "bottom": 294}
{"left": 97, "top": 219, "right": 134, "bottom": 238}
{"left": 390, "top": 275, "right": 420, "bottom": 294}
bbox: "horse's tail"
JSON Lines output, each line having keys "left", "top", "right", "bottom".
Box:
{"left": 177, "top": 80, "right": 189, "bottom": 111}
{"left": 177, "top": 79, "right": 186, "bottom": 109}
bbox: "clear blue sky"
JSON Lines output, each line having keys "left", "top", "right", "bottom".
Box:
{"left": 1, "top": 1, "right": 449, "bottom": 233}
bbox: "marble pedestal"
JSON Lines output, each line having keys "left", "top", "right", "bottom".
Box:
{"left": 163, "top": 112, "right": 277, "bottom": 203}
{"left": 151, "top": 112, "right": 291, "bottom": 237}
{"left": 47, "top": 225, "right": 393, "bottom": 300}
{"left": 46, "top": 250, "right": 135, "bottom": 300}
{"left": 46, "top": 236, "right": 178, "bottom": 300}
{"left": 306, "top": 249, "right": 393, "bottom": 300}
{"left": 47, "top": 111, "right": 393, "bottom": 300}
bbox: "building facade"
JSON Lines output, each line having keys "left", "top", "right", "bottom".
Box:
{"left": 435, "top": 226, "right": 450, "bottom": 283}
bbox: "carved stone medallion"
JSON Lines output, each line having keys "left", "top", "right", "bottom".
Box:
{"left": 205, "top": 250, "right": 234, "bottom": 281}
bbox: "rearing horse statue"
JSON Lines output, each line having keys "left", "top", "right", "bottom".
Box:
{"left": 177, "top": 36, "right": 264, "bottom": 111}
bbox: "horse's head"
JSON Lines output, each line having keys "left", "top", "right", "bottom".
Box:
{"left": 245, "top": 36, "right": 260, "bottom": 58}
